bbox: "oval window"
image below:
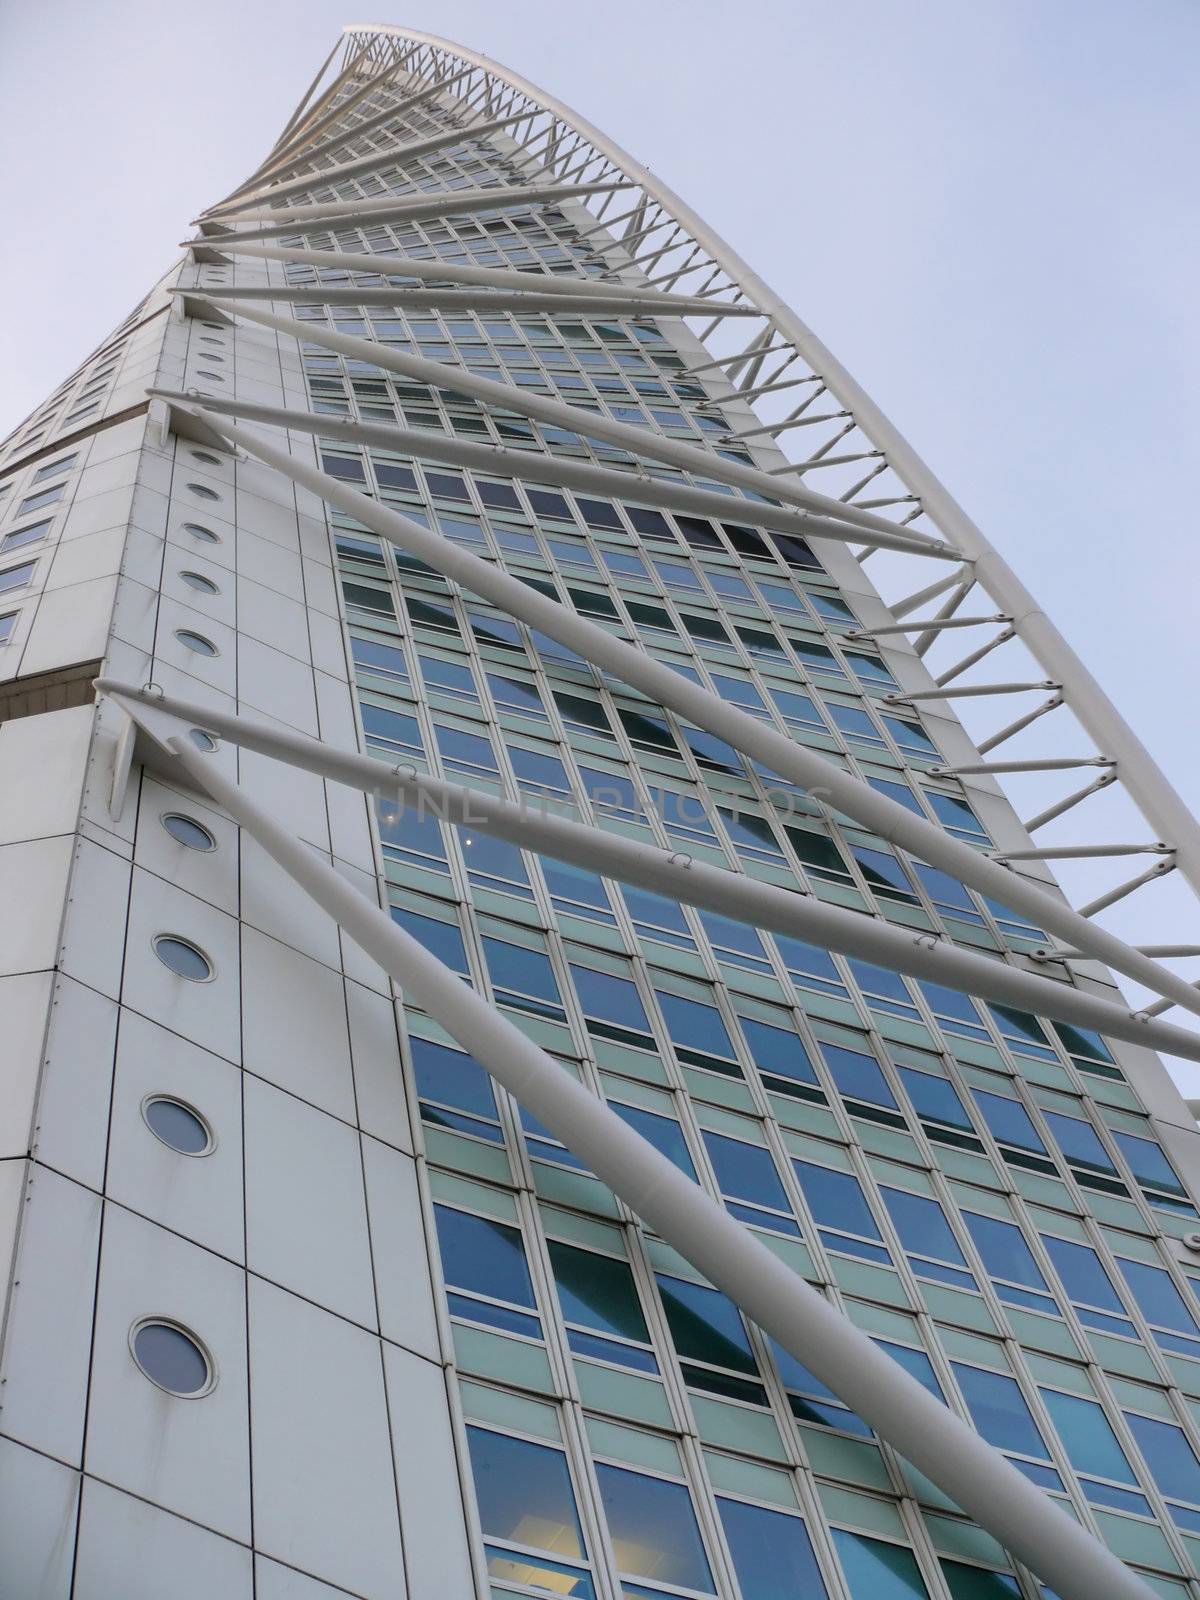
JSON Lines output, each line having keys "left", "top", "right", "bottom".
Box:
{"left": 143, "top": 1096, "right": 212, "bottom": 1155}
{"left": 179, "top": 570, "right": 218, "bottom": 595}
{"left": 153, "top": 935, "right": 212, "bottom": 982}
{"left": 131, "top": 1320, "right": 212, "bottom": 1396}
{"left": 175, "top": 629, "right": 218, "bottom": 656}
{"left": 183, "top": 522, "right": 220, "bottom": 544}
{"left": 188, "top": 728, "right": 218, "bottom": 752}
{"left": 161, "top": 813, "right": 215, "bottom": 851}
{"left": 186, "top": 482, "right": 220, "bottom": 502}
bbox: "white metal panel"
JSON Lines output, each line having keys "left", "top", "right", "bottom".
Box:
{"left": 122, "top": 868, "right": 242, "bottom": 1064}
{"left": 0, "top": 971, "right": 53, "bottom": 1160}
{"left": 240, "top": 834, "right": 343, "bottom": 969}
{"left": 240, "top": 927, "right": 356, "bottom": 1118}
{"left": 85, "top": 1203, "right": 251, "bottom": 1539}
{"left": 244, "top": 1076, "right": 376, "bottom": 1324}
{"left": 237, "top": 635, "right": 319, "bottom": 736}
{"left": 34, "top": 975, "right": 119, "bottom": 1191}
{"left": 152, "top": 593, "right": 239, "bottom": 696}
{"left": 0, "top": 1166, "right": 101, "bottom": 1463}
{"left": 346, "top": 979, "right": 411, "bottom": 1152}
{"left": 237, "top": 747, "right": 331, "bottom": 849}
{"left": 233, "top": 527, "right": 305, "bottom": 604}
{"left": 236, "top": 576, "right": 311, "bottom": 663}
{"left": 20, "top": 576, "right": 119, "bottom": 677}
{"left": 106, "top": 1010, "right": 245, "bottom": 1263}
{"left": 255, "top": 1555, "right": 362, "bottom": 1598}
{"left": 134, "top": 774, "right": 241, "bottom": 916}
{"left": 361, "top": 1138, "right": 439, "bottom": 1360}
{"left": 248, "top": 1278, "right": 407, "bottom": 1598}
{"left": 0, "top": 836, "right": 72, "bottom": 977}
{"left": 57, "top": 837, "right": 131, "bottom": 1001}
{"left": 0, "top": 1435, "right": 79, "bottom": 1600}
{"left": 234, "top": 487, "right": 303, "bottom": 552}
{"left": 382, "top": 1344, "right": 475, "bottom": 1599}
{"left": 0, "top": 706, "right": 91, "bottom": 845}
{"left": 72, "top": 1479, "right": 252, "bottom": 1600}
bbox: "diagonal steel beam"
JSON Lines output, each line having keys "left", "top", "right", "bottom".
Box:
{"left": 139, "top": 713, "right": 1158, "bottom": 1600}
{"left": 161, "top": 400, "right": 1200, "bottom": 1022}
{"left": 148, "top": 390, "right": 947, "bottom": 559}
{"left": 97, "top": 680, "right": 1200, "bottom": 1066}
{"left": 176, "top": 295, "right": 951, "bottom": 551}
{"left": 187, "top": 281, "right": 760, "bottom": 321}
{"left": 210, "top": 179, "right": 629, "bottom": 235}
{"left": 214, "top": 108, "right": 544, "bottom": 218}
{"left": 181, "top": 242, "right": 755, "bottom": 320}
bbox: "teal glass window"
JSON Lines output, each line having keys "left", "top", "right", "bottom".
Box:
{"left": 1039, "top": 1388, "right": 1141, "bottom": 1502}
{"left": 832, "top": 1530, "right": 930, "bottom": 1599}
{"left": 939, "top": 1559, "right": 1019, "bottom": 1598}
{"left": 594, "top": 1463, "right": 715, "bottom": 1594}
{"left": 716, "top": 1498, "right": 827, "bottom": 1600}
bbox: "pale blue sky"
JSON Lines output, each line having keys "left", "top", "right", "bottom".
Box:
{"left": 3, "top": 1, "right": 1199, "bottom": 1065}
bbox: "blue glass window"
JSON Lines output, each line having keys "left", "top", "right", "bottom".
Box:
{"left": 821, "top": 1043, "right": 898, "bottom": 1109}
{"left": 1113, "top": 1130, "right": 1195, "bottom": 1213}
{"left": 793, "top": 1161, "right": 890, "bottom": 1263}
{"left": 1118, "top": 1258, "right": 1200, "bottom": 1357}
{"left": 569, "top": 964, "right": 652, "bottom": 1038}
{"left": 703, "top": 1131, "right": 799, "bottom": 1236}
{"left": 1043, "top": 1111, "right": 1117, "bottom": 1176}
{"left": 390, "top": 908, "right": 468, "bottom": 975}
{"left": 971, "top": 1090, "right": 1048, "bottom": 1155}
{"left": 655, "top": 1273, "right": 758, "bottom": 1377}
{"left": 740, "top": 1018, "right": 818, "bottom": 1085}
{"left": 1039, "top": 1389, "right": 1138, "bottom": 1486}
{"left": 1041, "top": 1235, "right": 1135, "bottom": 1337}
{"left": 594, "top": 1464, "right": 715, "bottom": 1594}
{"left": 951, "top": 1364, "right": 1050, "bottom": 1463}
{"left": 482, "top": 938, "right": 562, "bottom": 1016}
{"left": 962, "top": 1212, "right": 1056, "bottom": 1313}
{"left": 882, "top": 1187, "right": 975, "bottom": 1290}
{"left": 898, "top": 1069, "right": 974, "bottom": 1132}
{"left": 466, "top": 1426, "right": 591, "bottom": 1593}
{"left": 548, "top": 1240, "right": 656, "bottom": 1370}
{"left": 410, "top": 1037, "right": 499, "bottom": 1140}
{"left": 613, "top": 1103, "right": 697, "bottom": 1180}
{"left": 434, "top": 1205, "right": 539, "bottom": 1337}
{"left": 361, "top": 703, "right": 423, "bottom": 755}
{"left": 716, "top": 1498, "right": 828, "bottom": 1600}
{"left": 1125, "top": 1412, "right": 1200, "bottom": 1506}
{"left": 655, "top": 990, "right": 738, "bottom": 1073}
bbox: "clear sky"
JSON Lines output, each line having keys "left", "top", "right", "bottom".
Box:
{"left": 4, "top": 1, "right": 1199, "bottom": 1075}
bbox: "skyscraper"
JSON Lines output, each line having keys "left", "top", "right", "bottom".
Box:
{"left": 3, "top": 20, "right": 1200, "bottom": 1598}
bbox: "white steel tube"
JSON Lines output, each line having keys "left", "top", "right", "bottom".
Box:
{"left": 167, "top": 403, "right": 1200, "bottom": 1021}
{"left": 343, "top": 26, "right": 1200, "bottom": 907}
{"left": 217, "top": 180, "right": 629, "bottom": 234}
{"left": 100, "top": 681, "right": 1200, "bottom": 1064}
{"left": 193, "top": 281, "right": 759, "bottom": 320}
{"left": 149, "top": 390, "right": 945, "bottom": 559}
{"left": 180, "top": 294, "right": 950, "bottom": 551}
{"left": 162, "top": 725, "right": 1157, "bottom": 1600}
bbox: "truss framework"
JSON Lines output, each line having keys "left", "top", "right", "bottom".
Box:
{"left": 195, "top": 21, "right": 1200, "bottom": 1012}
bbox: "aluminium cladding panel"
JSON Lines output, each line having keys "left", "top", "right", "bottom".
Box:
{"left": 0, "top": 252, "right": 471, "bottom": 1595}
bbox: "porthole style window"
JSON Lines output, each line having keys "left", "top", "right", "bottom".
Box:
{"left": 183, "top": 522, "right": 220, "bottom": 543}
{"left": 161, "top": 812, "right": 216, "bottom": 851}
{"left": 131, "top": 1320, "right": 213, "bottom": 1396}
{"left": 190, "top": 449, "right": 221, "bottom": 465}
{"left": 175, "top": 628, "right": 218, "bottom": 656}
{"left": 153, "top": 934, "right": 213, "bottom": 982}
{"left": 179, "top": 570, "right": 219, "bottom": 595}
{"left": 196, "top": 371, "right": 225, "bottom": 383}
{"left": 188, "top": 728, "right": 218, "bottom": 751}
{"left": 186, "top": 482, "right": 220, "bottom": 502}
{"left": 142, "top": 1096, "right": 213, "bottom": 1155}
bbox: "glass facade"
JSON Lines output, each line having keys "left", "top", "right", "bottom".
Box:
{"left": 261, "top": 54, "right": 1200, "bottom": 1600}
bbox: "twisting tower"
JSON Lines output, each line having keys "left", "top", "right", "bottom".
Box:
{"left": 1, "top": 26, "right": 1200, "bottom": 1600}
